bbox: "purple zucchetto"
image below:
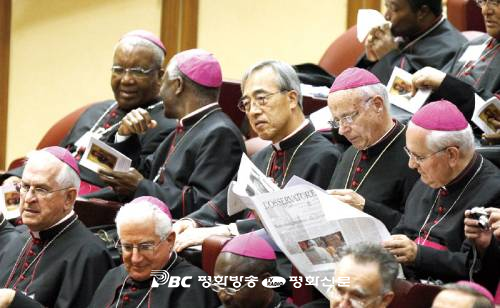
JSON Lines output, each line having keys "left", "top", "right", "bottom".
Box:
{"left": 174, "top": 49, "right": 223, "bottom": 88}
{"left": 128, "top": 196, "right": 172, "bottom": 219}
{"left": 329, "top": 67, "right": 381, "bottom": 93}
{"left": 411, "top": 100, "right": 468, "bottom": 131}
{"left": 456, "top": 281, "right": 495, "bottom": 304}
{"left": 121, "top": 29, "right": 166, "bottom": 55}
{"left": 42, "top": 146, "right": 80, "bottom": 176}
{"left": 221, "top": 232, "right": 276, "bottom": 260}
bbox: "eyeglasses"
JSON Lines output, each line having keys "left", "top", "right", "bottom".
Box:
{"left": 115, "top": 240, "right": 163, "bottom": 255}
{"left": 475, "top": 0, "right": 499, "bottom": 7}
{"left": 237, "top": 90, "right": 287, "bottom": 112}
{"left": 403, "top": 146, "right": 448, "bottom": 164}
{"left": 329, "top": 111, "right": 360, "bottom": 129}
{"left": 210, "top": 281, "right": 250, "bottom": 296}
{"left": 111, "top": 66, "right": 157, "bottom": 79}
{"left": 16, "top": 183, "right": 71, "bottom": 198}
{"left": 329, "top": 286, "right": 382, "bottom": 308}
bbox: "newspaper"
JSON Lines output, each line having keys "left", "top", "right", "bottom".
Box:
{"left": 472, "top": 95, "right": 500, "bottom": 134}
{"left": 309, "top": 106, "right": 332, "bottom": 131}
{"left": 79, "top": 137, "right": 132, "bottom": 173}
{"left": 0, "top": 184, "right": 21, "bottom": 219}
{"left": 228, "top": 156, "right": 392, "bottom": 297}
{"left": 227, "top": 154, "right": 279, "bottom": 216}
{"left": 356, "top": 9, "right": 391, "bottom": 43}
{"left": 387, "top": 67, "right": 431, "bottom": 114}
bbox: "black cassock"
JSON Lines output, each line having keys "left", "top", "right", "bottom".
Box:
{"left": 89, "top": 254, "right": 220, "bottom": 308}
{"left": 4, "top": 98, "right": 176, "bottom": 189}
{"left": 474, "top": 237, "right": 500, "bottom": 296}
{"left": 357, "top": 19, "right": 467, "bottom": 84}
{"left": 392, "top": 154, "right": 500, "bottom": 284}
{"left": 0, "top": 214, "right": 114, "bottom": 308}
{"left": 0, "top": 217, "right": 21, "bottom": 260}
{"left": 114, "top": 104, "right": 245, "bottom": 219}
{"left": 187, "top": 121, "right": 341, "bottom": 230}
{"left": 329, "top": 121, "right": 420, "bottom": 231}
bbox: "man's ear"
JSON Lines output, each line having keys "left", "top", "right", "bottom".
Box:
{"left": 371, "top": 95, "right": 385, "bottom": 111}
{"left": 64, "top": 188, "right": 77, "bottom": 211}
{"left": 174, "top": 77, "right": 184, "bottom": 96}
{"left": 446, "top": 146, "right": 461, "bottom": 167}
{"left": 287, "top": 90, "right": 299, "bottom": 109}
{"left": 156, "top": 68, "right": 165, "bottom": 87}
{"left": 167, "top": 230, "right": 176, "bottom": 245}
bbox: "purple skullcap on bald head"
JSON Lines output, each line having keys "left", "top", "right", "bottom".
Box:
{"left": 456, "top": 281, "right": 495, "bottom": 304}
{"left": 121, "top": 30, "right": 166, "bottom": 55}
{"left": 174, "top": 49, "right": 222, "bottom": 88}
{"left": 128, "top": 196, "right": 172, "bottom": 219}
{"left": 411, "top": 100, "right": 468, "bottom": 131}
{"left": 221, "top": 232, "right": 276, "bottom": 260}
{"left": 329, "top": 67, "right": 381, "bottom": 93}
{"left": 42, "top": 146, "right": 80, "bottom": 176}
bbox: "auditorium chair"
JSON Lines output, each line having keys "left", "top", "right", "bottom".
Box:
{"left": 447, "top": 0, "right": 486, "bottom": 32}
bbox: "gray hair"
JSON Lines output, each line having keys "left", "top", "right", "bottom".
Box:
{"left": 114, "top": 36, "right": 165, "bottom": 68}
{"left": 338, "top": 242, "right": 398, "bottom": 293}
{"left": 356, "top": 83, "right": 390, "bottom": 111}
{"left": 408, "top": 121, "right": 475, "bottom": 155}
{"left": 166, "top": 56, "right": 220, "bottom": 102}
{"left": 241, "top": 60, "right": 303, "bottom": 109}
{"left": 441, "top": 283, "right": 493, "bottom": 308}
{"left": 115, "top": 200, "right": 172, "bottom": 240}
{"left": 26, "top": 150, "right": 81, "bottom": 194}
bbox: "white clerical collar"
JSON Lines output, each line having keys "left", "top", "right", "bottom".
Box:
{"left": 179, "top": 102, "right": 218, "bottom": 126}
{"left": 273, "top": 119, "right": 309, "bottom": 151}
{"left": 364, "top": 120, "right": 396, "bottom": 150}
{"left": 32, "top": 210, "right": 75, "bottom": 239}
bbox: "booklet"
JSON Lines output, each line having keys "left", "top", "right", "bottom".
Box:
{"left": 79, "top": 137, "right": 132, "bottom": 173}
{"left": 472, "top": 95, "right": 500, "bottom": 134}
{"left": 309, "top": 106, "right": 332, "bottom": 131}
{"left": 387, "top": 67, "right": 431, "bottom": 114}
{"left": 356, "top": 9, "right": 391, "bottom": 43}
{"left": 0, "top": 183, "right": 21, "bottom": 219}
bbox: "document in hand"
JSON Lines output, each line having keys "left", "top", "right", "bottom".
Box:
{"left": 230, "top": 165, "right": 392, "bottom": 297}
{"left": 356, "top": 9, "right": 391, "bottom": 43}
{"left": 0, "top": 183, "right": 20, "bottom": 219}
{"left": 79, "top": 137, "right": 132, "bottom": 173}
{"left": 472, "top": 95, "right": 500, "bottom": 134}
{"left": 387, "top": 67, "right": 431, "bottom": 113}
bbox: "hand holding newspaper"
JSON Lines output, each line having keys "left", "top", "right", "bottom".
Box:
{"left": 228, "top": 155, "right": 395, "bottom": 298}
{"left": 79, "top": 137, "right": 132, "bottom": 173}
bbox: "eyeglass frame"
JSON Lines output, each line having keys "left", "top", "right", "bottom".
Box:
{"left": 115, "top": 239, "right": 164, "bottom": 255}
{"left": 403, "top": 146, "right": 450, "bottom": 164}
{"left": 329, "top": 285, "right": 383, "bottom": 308}
{"left": 474, "top": 0, "right": 499, "bottom": 7}
{"left": 237, "top": 90, "right": 289, "bottom": 112}
{"left": 210, "top": 281, "right": 250, "bottom": 296}
{"left": 328, "top": 97, "right": 375, "bottom": 129}
{"left": 16, "top": 182, "right": 72, "bottom": 198}
{"left": 111, "top": 65, "right": 159, "bottom": 79}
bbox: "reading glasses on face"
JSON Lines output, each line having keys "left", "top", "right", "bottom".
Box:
{"left": 115, "top": 240, "right": 163, "bottom": 255}
{"left": 475, "top": 0, "right": 499, "bottom": 7}
{"left": 16, "top": 183, "right": 71, "bottom": 198}
{"left": 403, "top": 146, "right": 449, "bottom": 164}
{"left": 210, "top": 281, "right": 250, "bottom": 295}
{"left": 237, "top": 90, "right": 288, "bottom": 112}
{"left": 111, "top": 66, "right": 157, "bottom": 78}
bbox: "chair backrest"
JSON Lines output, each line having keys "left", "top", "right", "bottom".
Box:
{"left": 477, "top": 145, "right": 500, "bottom": 168}
{"left": 318, "top": 26, "right": 364, "bottom": 77}
{"left": 202, "top": 235, "right": 231, "bottom": 276}
{"left": 447, "top": 0, "right": 486, "bottom": 32}
{"left": 74, "top": 198, "right": 122, "bottom": 227}
{"left": 388, "top": 279, "right": 414, "bottom": 308}
{"left": 219, "top": 80, "right": 245, "bottom": 128}
{"left": 36, "top": 103, "right": 92, "bottom": 149}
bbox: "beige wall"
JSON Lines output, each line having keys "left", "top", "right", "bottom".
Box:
{"left": 198, "top": 0, "right": 347, "bottom": 80}
{"left": 7, "top": 0, "right": 161, "bottom": 164}
{"left": 7, "top": 0, "right": 347, "bottom": 165}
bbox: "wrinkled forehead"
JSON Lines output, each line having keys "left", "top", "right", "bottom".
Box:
{"left": 328, "top": 89, "right": 364, "bottom": 116}
{"left": 22, "top": 152, "right": 62, "bottom": 184}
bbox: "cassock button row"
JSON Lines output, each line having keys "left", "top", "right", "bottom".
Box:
{"left": 433, "top": 219, "right": 439, "bottom": 224}
{"left": 110, "top": 111, "right": 117, "bottom": 117}
{"left": 20, "top": 275, "right": 26, "bottom": 281}
{"left": 277, "top": 151, "right": 284, "bottom": 157}
{"left": 23, "top": 262, "right": 29, "bottom": 269}
{"left": 131, "top": 287, "right": 137, "bottom": 292}
{"left": 28, "top": 250, "right": 35, "bottom": 256}
{"left": 123, "top": 294, "right": 130, "bottom": 302}
{"left": 361, "top": 153, "right": 368, "bottom": 161}
{"left": 351, "top": 180, "right": 359, "bottom": 188}
{"left": 438, "top": 207, "right": 444, "bottom": 215}
{"left": 272, "top": 165, "right": 280, "bottom": 171}
{"left": 439, "top": 189, "right": 448, "bottom": 197}
{"left": 103, "top": 123, "right": 111, "bottom": 129}
{"left": 355, "top": 167, "right": 363, "bottom": 173}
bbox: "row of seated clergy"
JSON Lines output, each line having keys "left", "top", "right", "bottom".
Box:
{"left": 84, "top": 49, "right": 246, "bottom": 219}
{"left": 1, "top": 30, "right": 177, "bottom": 195}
